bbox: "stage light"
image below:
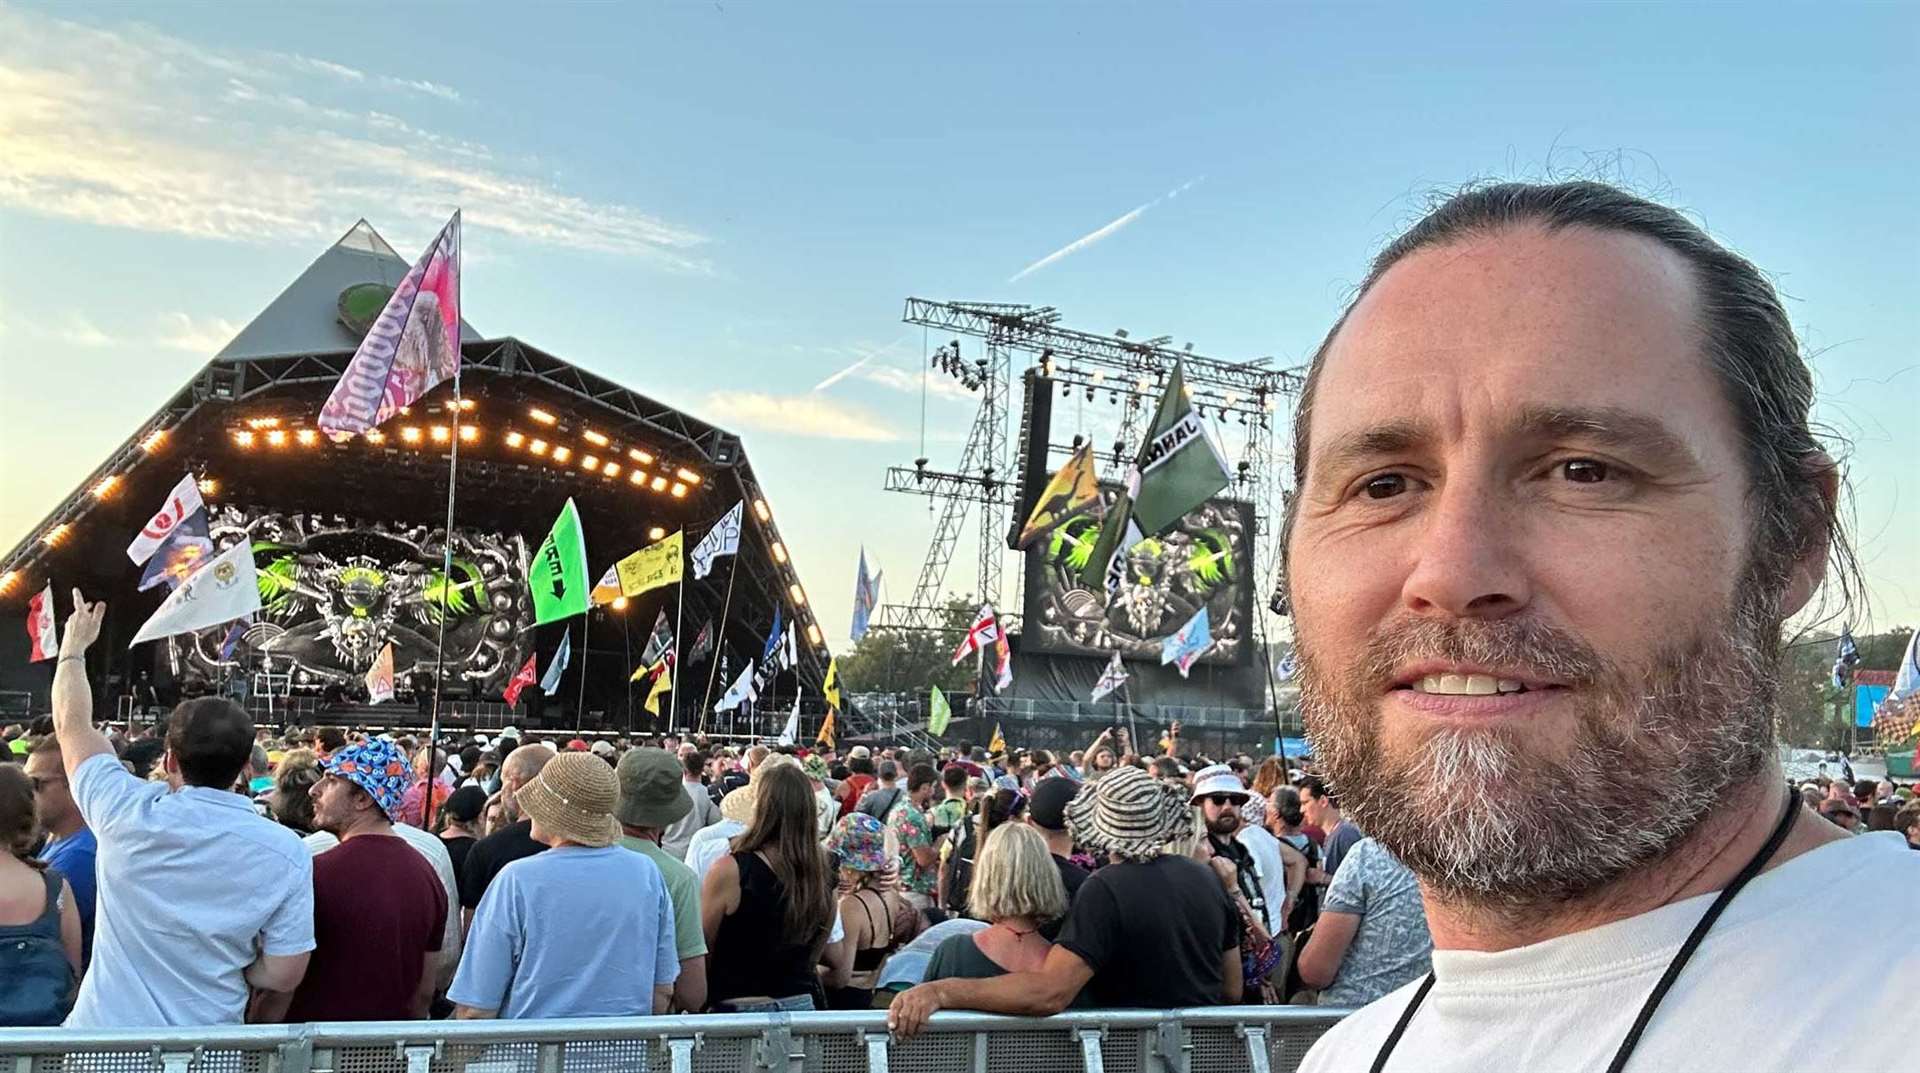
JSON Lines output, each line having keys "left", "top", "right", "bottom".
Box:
{"left": 402, "top": 427, "right": 423, "bottom": 444}
{"left": 753, "top": 499, "right": 770, "bottom": 522}
{"left": 650, "top": 476, "right": 668, "bottom": 492}
{"left": 460, "top": 425, "right": 479, "bottom": 443}
{"left": 459, "top": 398, "right": 476, "bottom": 411}
{"left": 296, "top": 429, "right": 318, "bottom": 446}
{"left": 530, "top": 439, "right": 548, "bottom": 455}
{"left": 611, "top": 596, "right": 629, "bottom": 611}
{"left": 674, "top": 467, "right": 701, "bottom": 486}
{"left": 1136, "top": 376, "right": 1150, "bottom": 392}
{"left": 91, "top": 475, "right": 120, "bottom": 499}
{"left": 807, "top": 623, "right": 823, "bottom": 647}
{"left": 1091, "top": 370, "right": 1105, "bottom": 384}
{"left": 649, "top": 526, "right": 667, "bottom": 541}
{"left": 670, "top": 482, "right": 687, "bottom": 498}
{"left": 246, "top": 417, "right": 282, "bottom": 430}
{"left": 198, "top": 478, "right": 219, "bottom": 496}
{"left": 789, "top": 583, "right": 807, "bottom": 607}
{"left": 771, "top": 542, "right": 787, "bottom": 564}
{"left": 506, "top": 431, "right": 525, "bottom": 448}
{"left": 581, "top": 455, "right": 600, "bottom": 472}
{"left": 139, "top": 429, "right": 168, "bottom": 453}
{"left": 583, "top": 430, "right": 609, "bottom": 447}
{"left": 234, "top": 431, "right": 256, "bottom": 448}
{"left": 365, "top": 430, "right": 386, "bottom": 444}
{"left": 430, "top": 426, "right": 450, "bottom": 443}
{"left": 629, "top": 470, "right": 647, "bottom": 486}
{"left": 1224, "top": 392, "right": 1239, "bottom": 408}
{"left": 603, "top": 462, "right": 621, "bottom": 478}
{"left": 266, "top": 429, "right": 288, "bottom": 447}
{"left": 529, "top": 408, "right": 556, "bottom": 425}
{"left": 399, "top": 407, "right": 411, "bottom": 416}
{"left": 628, "top": 448, "right": 654, "bottom": 465}
{"left": 0, "top": 571, "right": 15, "bottom": 595}
{"left": 552, "top": 446, "right": 572, "bottom": 463}
{"left": 41, "top": 524, "right": 70, "bottom": 547}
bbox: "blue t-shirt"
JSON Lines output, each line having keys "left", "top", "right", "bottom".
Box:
{"left": 449, "top": 844, "right": 678, "bottom": 1018}
{"left": 38, "top": 826, "right": 96, "bottom": 965}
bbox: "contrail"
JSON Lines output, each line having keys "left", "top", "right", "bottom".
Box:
{"left": 1008, "top": 176, "right": 1204, "bottom": 284}
{"left": 812, "top": 355, "right": 872, "bottom": 392}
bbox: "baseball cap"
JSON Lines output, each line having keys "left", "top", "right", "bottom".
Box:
{"left": 590, "top": 740, "right": 616, "bottom": 757}
{"left": 1028, "top": 775, "right": 1082, "bottom": 832}
{"left": 567, "top": 738, "right": 590, "bottom": 752}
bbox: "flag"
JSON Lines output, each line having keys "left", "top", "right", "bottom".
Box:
{"left": 645, "top": 660, "right": 673, "bottom": 716}
{"left": 365, "top": 642, "right": 396, "bottom": 704}
{"left": 641, "top": 609, "right": 674, "bottom": 667}
{"left": 1081, "top": 361, "right": 1230, "bottom": 587}
{"left": 616, "top": 530, "right": 684, "bottom": 599}
{"left": 763, "top": 605, "right": 784, "bottom": 663}
{"left": 126, "top": 473, "right": 206, "bottom": 565}
{"left": 218, "top": 619, "right": 250, "bottom": 661}
{"left": 715, "top": 659, "right": 758, "bottom": 712}
{"left": 1892, "top": 630, "right": 1919, "bottom": 705}
{"left": 928, "top": 685, "right": 952, "bottom": 737}
{"left": 539, "top": 630, "right": 572, "bottom": 694}
{"left": 1833, "top": 627, "right": 1862, "bottom": 689}
{"left": 590, "top": 564, "right": 623, "bottom": 606}
{"left": 530, "top": 499, "right": 589, "bottom": 625}
{"left": 690, "top": 501, "right": 742, "bottom": 580}
{"left": 138, "top": 509, "right": 215, "bottom": 592}
{"left": 1161, "top": 605, "right": 1213, "bottom": 678}
{"left": 687, "top": 620, "right": 714, "bottom": 665}
{"left": 130, "top": 540, "right": 263, "bottom": 647}
{"left": 951, "top": 604, "right": 1003, "bottom": 665}
{"left": 503, "top": 651, "right": 538, "bottom": 706}
{"left": 781, "top": 622, "right": 797, "bottom": 670}
{"left": 1017, "top": 443, "right": 1103, "bottom": 548}
{"left": 778, "top": 697, "right": 800, "bottom": 746}
{"left": 990, "top": 626, "right": 1012, "bottom": 692}
{"left": 851, "top": 549, "right": 883, "bottom": 641}
{"left": 823, "top": 658, "right": 842, "bottom": 711}
{"left": 1090, "top": 651, "right": 1128, "bottom": 703}
{"left": 26, "top": 584, "right": 58, "bottom": 662}
{"left": 316, "top": 211, "right": 461, "bottom": 435}
{"left": 1276, "top": 652, "right": 1298, "bottom": 681}
{"left": 988, "top": 723, "right": 1006, "bottom": 755}
{"left": 815, "top": 709, "right": 837, "bottom": 749}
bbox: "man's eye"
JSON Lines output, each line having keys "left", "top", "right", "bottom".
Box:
{"left": 1560, "top": 459, "right": 1611, "bottom": 484}
{"left": 1362, "top": 474, "right": 1408, "bottom": 499}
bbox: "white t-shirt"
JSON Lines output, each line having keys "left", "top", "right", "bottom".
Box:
{"left": 1301, "top": 831, "right": 1920, "bottom": 1073}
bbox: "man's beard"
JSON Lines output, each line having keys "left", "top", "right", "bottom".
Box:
{"left": 1297, "top": 574, "right": 1779, "bottom": 912}
{"left": 1205, "top": 813, "right": 1241, "bottom": 837}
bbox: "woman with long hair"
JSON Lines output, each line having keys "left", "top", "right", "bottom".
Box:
{"left": 701, "top": 760, "right": 836, "bottom": 1010}
{"left": 0, "top": 764, "right": 81, "bottom": 1024}
{"left": 1250, "top": 756, "right": 1288, "bottom": 801}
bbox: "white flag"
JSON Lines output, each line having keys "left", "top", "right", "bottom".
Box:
{"left": 365, "top": 642, "right": 396, "bottom": 704}
{"left": 714, "top": 658, "right": 758, "bottom": 712}
{"left": 130, "top": 540, "right": 262, "bottom": 647}
{"left": 1090, "top": 651, "right": 1128, "bottom": 703}
{"left": 781, "top": 622, "right": 797, "bottom": 670}
{"left": 26, "top": 583, "right": 59, "bottom": 662}
{"left": 126, "top": 473, "right": 207, "bottom": 565}
{"left": 778, "top": 696, "right": 800, "bottom": 746}
{"left": 690, "top": 501, "right": 743, "bottom": 580}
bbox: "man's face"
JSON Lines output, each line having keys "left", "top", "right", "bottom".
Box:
{"left": 1287, "top": 226, "right": 1801, "bottom": 906}
{"left": 1300, "top": 789, "right": 1327, "bottom": 829}
{"left": 24, "top": 751, "right": 75, "bottom": 834}
{"left": 1200, "top": 793, "right": 1243, "bottom": 836}
{"left": 310, "top": 774, "right": 370, "bottom": 835}
{"left": 911, "top": 783, "right": 934, "bottom": 808}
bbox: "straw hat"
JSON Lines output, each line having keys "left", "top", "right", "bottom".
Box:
{"left": 517, "top": 752, "right": 621, "bottom": 847}
{"left": 718, "top": 753, "right": 801, "bottom": 824}
{"left": 1065, "top": 765, "right": 1194, "bottom": 861}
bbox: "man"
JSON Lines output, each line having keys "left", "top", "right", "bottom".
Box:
{"left": 1282, "top": 182, "right": 1917, "bottom": 1070}
{"left": 889, "top": 766, "right": 1241, "bottom": 1035}
{"left": 930, "top": 763, "right": 971, "bottom": 841}
{"left": 459, "top": 744, "right": 552, "bottom": 930}
{"left": 262, "top": 738, "right": 446, "bottom": 1022}
{"left": 889, "top": 763, "right": 940, "bottom": 907}
{"left": 50, "top": 593, "right": 313, "bottom": 1026}
{"left": 835, "top": 747, "right": 876, "bottom": 816}
{"left": 1191, "top": 764, "right": 1284, "bottom": 944}
{"left": 450, "top": 752, "right": 678, "bottom": 1018}
{"left": 1818, "top": 798, "right": 1862, "bottom": 834}
{"left": 615, "top": 747, "right": 708, "bottom": 1012}
{"left": 1299, "top": 776, "right": 1361, "bottom": 879}
{"left": 660, "top": 747, "right": 718, "bottom": 861}
{"left": 26, "top": 737, "right": 95, "bottom": 967}
{"left": 1897, "top": 802, "right": 1920, "bottom": 851}
{"left": 1294, "top": 836, "right": 1433, "bottom": 1007}
{"left": 1025, "top": 774, "right": 1090, "bottom": 906}
{"left": 855, "top": 759, "right": 904, "bottom": 818}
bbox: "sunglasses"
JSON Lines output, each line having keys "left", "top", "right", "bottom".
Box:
{"left": 1201, "top": 794, "right": 1242, "bottom": 807}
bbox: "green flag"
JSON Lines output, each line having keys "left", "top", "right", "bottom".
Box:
{"left": 530, "top": 498, "right": 590, "bottom": 625}
{"left": 1080, "top": 361, "right": 1231, "bottom": 587}
{"left": 928, "top": 685, "right": 952, "bottom": 737}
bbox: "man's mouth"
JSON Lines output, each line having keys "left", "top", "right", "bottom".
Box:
{"left": 1408, "top": 673, "right": 1530, "bottom": 696}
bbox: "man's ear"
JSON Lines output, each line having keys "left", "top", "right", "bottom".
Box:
{"left": 1778, "top": 452, "right": 1841, "bottom": 620}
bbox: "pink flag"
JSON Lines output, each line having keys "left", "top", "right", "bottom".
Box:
{"left": 26, "top": 583, "right": 59, "bottom": 663}
{"left": 126, "top": 472, "right": 206, "bottom": 565}
{"left": 317, "top": 212, "right": 462, "bottom": 435}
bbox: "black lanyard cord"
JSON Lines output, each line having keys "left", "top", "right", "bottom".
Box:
{"left": 1369, "top": 790, "right": 1802, "bottom": 1073}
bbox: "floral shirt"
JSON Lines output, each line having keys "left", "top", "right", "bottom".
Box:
{"left": 396, "top": 776, "right": 452, "bottom": 829}
{"left": 888, "top": 799, "right": 936, "bottom": 896}
{"left": 928, "top": 797, "right": 968, "bottom": 839}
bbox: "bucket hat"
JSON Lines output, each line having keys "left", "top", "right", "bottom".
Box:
{"left": 1065, "top": 765, "right": 1194, "bottom": 861}
{"left": 615, "top": 747, "right": 695, "bottom": 829}
{"left": 321, "top": 738, "right": 412, "bottom": 820}
{"left": 826, "top": 812, "right": 890, "bottom": 872}
{"left": 517, "top": 752, "right": 621, "bottom": 847}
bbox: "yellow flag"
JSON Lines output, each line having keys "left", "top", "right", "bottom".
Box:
{"left": 988, "top": 722, "right": 1006, "bottom": 754}
{"left": 616, "top": 530, "right": 683, "bottom": 598}
{"left": 823, "top": 658, "right": 842, "bottom": 711}
{"left": 644, "top": 662, "right": 673, "bottom": 716}
{"left": 1016, "top": 444, "right": 1102, "bottom": 548}
{"left": 815, "top": 710, "right": 836, "bottom": 749}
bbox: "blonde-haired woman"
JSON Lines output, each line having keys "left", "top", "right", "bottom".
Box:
{"left": 923, "top": 823, "right": 1069, "bottom": 984}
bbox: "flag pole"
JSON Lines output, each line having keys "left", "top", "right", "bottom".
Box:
{"left": 671, "top": 571, "right": 686, "bottom": 733}
{"left": 700, "top": 552, "right": 742, "bottom": 731}
{"left": 575, "top": 611, "right": 591, "bottom": 735}
{"left": 427, "top": 209, "right": 464, "bottom": 777}
{"left": 621, "top": 610, "right": 633, "bottom": 736}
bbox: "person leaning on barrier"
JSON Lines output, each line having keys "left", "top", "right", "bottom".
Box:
{"left": 890, "top": 766, "right": 1242, "bottom": 1037}
{"left": 923, "top": 823, "right": 1074, "bottom": 995}
{"left": 1282, "top": 181, "right": 1919, "bottom": 1072}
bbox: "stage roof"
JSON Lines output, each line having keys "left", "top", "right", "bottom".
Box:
{"left": 2, "top": 221, "right": 829, "bottom": 692}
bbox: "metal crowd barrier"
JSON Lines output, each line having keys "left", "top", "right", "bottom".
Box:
{"left": 0, "top": 1007, "right": 1348, "bottom": 1073}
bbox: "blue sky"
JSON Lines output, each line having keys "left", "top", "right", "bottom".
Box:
{"left": 2, "top": 2, "right": 1914, "bottom": 645}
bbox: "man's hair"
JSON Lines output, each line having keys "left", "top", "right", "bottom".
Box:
{"left": 1271, "top": 785, "right": 1306, "bottom": 827}
{"left": 876, "top": 759, "right": 899, "bottom": 782}
{"left": 682, "top": 748, "right": 707, "bottom": 778}
{"left": 272, "top": 749, "right": 323, "bottom": 832}
{"left": 941, "top": 765, "right": 969, "bottom": 792}
{"left": 1150, "top": 756, "right": 1183, "bottom": 780}
{"left": 26, "top": 736, "right": 61, "bottom": 763}
{"left": 907, "top": 763, "right": 938, "bottom": 794}
{"left": 1281, "top": 180, "right": 1854, "bottom": 618}
{"left": 314, "top": 726, "right": 347, "bottom": 753}
{"left": 165, "top": 698, "right": 254, "bottom": 788}
{"left": 1299, "top": 775, "right": 1338, "bottom": 808}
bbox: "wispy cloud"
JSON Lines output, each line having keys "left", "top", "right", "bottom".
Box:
{"left": 854, "top": 364, "right": 978, "bottom": 402}
{"left": 1008, "top": 176, "right": 1204, "bottom": 284}
{"left": 13, "top": 310, "right": 242, "bottom": 355}
{"left": 702, "top": 391, "right": 901, "bottom": 442}
{"left": 155, "top": 312, "right": 243, "bottom": 354}
{"left": 0, "top": 9, "right": 704, "bottom": 268}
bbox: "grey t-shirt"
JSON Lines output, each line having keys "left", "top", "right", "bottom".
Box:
{"left": 1318, "top": 837, "right": 1433, "bottom": 1007}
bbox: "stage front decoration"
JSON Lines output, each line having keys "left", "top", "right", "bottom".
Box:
{"left": 177, "top": 508, "right": 533, "bottom": 694}
{"left": 1023, "top": 490, "right": 1253, "bottom": 665}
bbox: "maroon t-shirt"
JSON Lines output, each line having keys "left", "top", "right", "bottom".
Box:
{"left": 284, "top": 833, "right": 447, "bottom": 1022}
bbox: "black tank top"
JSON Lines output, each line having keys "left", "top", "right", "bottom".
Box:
{"left": 708, "top": 851, "right": 822, "bottom": 1006}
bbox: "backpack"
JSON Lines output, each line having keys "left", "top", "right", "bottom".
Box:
{"left": 1282, "top": 834, "right": 1322, "bottom": 933}
{"left": 940, "top": 824, "right": 980, "bottom": 915}
{"left": 0, "top": 871, "right": 74, "bottom": 1026}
